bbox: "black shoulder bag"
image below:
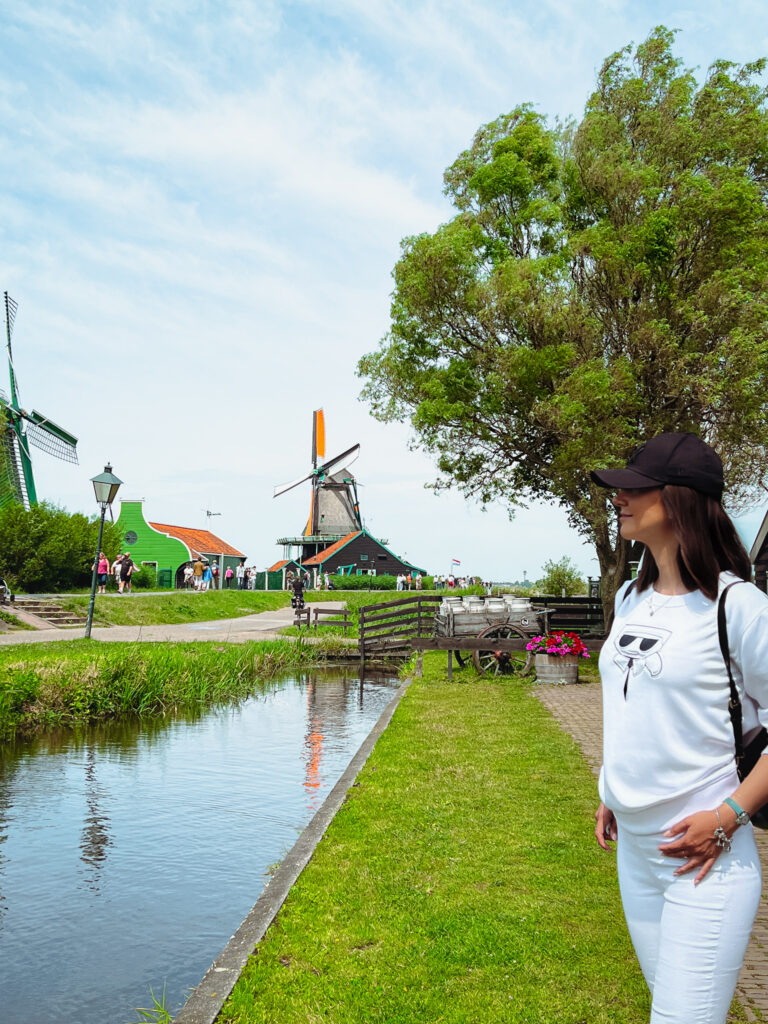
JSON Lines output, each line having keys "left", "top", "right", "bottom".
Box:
{"left": 719, "top": 581, "right": 768, "bottom": 829}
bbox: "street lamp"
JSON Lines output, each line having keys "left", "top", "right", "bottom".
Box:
{"left": 85, "top": 464, "right": 123, "bottom": 639}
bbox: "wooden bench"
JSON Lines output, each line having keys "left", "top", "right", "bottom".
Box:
{"left": 294, "top": 606, "right": 352, "bottom": 634}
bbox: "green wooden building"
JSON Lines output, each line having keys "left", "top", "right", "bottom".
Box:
{"left": 115, "top": 500, "right": 246, "bottom": 588}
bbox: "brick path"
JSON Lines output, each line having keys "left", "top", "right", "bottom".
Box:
{"left": 535, "top": 682, "right": 768, "bottom": 1022}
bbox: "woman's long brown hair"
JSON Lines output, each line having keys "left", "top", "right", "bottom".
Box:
{"left": 635, "top": 485, "right": 752, "bottom": 600}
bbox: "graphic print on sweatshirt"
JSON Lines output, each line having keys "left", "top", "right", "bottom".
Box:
{"left": 613, "top": 624, "right": 673, "bottom": 684}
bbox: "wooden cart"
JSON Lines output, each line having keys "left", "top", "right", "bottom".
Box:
{"left": 433, "top": 596, "right": 549, "bottom": 677}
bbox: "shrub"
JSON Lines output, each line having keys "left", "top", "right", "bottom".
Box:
{"left": 327, "top": 574, "right": 434, "bottom": 591}
{"left": 0, "top": 501, "right": 121, "bottom": 592}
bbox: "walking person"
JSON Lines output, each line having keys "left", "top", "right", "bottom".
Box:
{"left": 225, "top": 566, "right": 234, "bottom": 589}
{"left": 193, "top": 557, "right": 204, "bottom": 591}
{"left": 120, "top": 552, "right": 135, "bottom": 594}
{"left": 112, "top": 554, "right": 124, "bottom": 593}
{"left": 590, "top": 433, "right": 768, "bottom": 1024}
{"left": 93, "top": 552, "right": 110, "bottom": 595}
{"left": 201, "top": 562, "right": 212, "bottom": 592}
{"left": 211, "top": 563, "right": 219, "bottom": 590}
{"left": 236, "top": 561, "right": 245, "bottom": 590}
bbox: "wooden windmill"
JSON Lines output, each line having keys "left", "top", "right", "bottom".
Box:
{"left": 0, "top": 292, "right": 79, "bottom": 509}
{"left": 274, "top": 410, "right": 362, "bottom": 559}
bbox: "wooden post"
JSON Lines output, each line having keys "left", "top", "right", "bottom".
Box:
{"left": 447, "top": 649, "right": 453, "bottom": 681}
{"left": 416, "top": 653, "right": 423, "bottom": 678}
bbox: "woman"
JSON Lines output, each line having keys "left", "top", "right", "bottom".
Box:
{"left": 590, "top": 432, "right": 768, "bottom": 1024}
{"left": 94, "top": 551, "right": 110, "bottom": 595}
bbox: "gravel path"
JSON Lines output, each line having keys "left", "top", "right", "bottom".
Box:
{"left": 0, "top": 602, "right": 349, "bottom": 646}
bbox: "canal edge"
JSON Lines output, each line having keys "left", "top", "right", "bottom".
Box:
{"left": 173, "top": 674, "right": 413, "bottom": 1024}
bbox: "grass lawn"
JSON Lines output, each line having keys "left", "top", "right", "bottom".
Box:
{"left": 57, "top": 590, "right": 292, "bottom": 626}
{"left": 218, "top": 653, "right": 650, "bottom": 1024}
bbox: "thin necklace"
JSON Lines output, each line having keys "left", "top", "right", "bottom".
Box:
{"left": 647, "top": 589, "right": 677, "bottom": 617}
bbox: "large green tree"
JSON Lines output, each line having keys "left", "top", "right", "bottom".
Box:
{"left": 358, "top": 28, "right": 768, "bottom": 615}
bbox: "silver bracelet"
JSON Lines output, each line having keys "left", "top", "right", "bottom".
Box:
{"left": 714, "top": 808, "right": 732, "bottom": 853}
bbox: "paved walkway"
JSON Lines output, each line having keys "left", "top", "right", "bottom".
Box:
{"left": 535, "top": 682, "right": 768, "bottom": 1022}
{"left": 0, "top": 602, "right": 349, "bottom": 647}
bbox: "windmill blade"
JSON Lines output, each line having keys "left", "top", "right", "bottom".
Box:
{"left": 273, "top": 468, "right": 315, "bottom": 498}
{"left": 4, "top": 293, "right": 17, "bottom": 339}
{"left": 318, "top": 443, "right": 360, "bottom": 477}
{"left": 27, "top": 410, "right": 78, "bottom": 447}
{"left": 0, "top": 428, "right": 30, "bottom": 509}
{"left": 24, "top": 410, "right": 79, "bottom": 464}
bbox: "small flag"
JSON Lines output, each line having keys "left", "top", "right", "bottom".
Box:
{"left": 451, "top": 558, "right": 461, "bottom": 565}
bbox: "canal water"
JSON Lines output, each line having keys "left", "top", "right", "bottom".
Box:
{"left": 0, "top": 668, "right": 399, "bottom": 1024}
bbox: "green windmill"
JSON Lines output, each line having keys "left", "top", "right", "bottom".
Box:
{"left": 0, "top": 292, "right": 79, "bottom": 509}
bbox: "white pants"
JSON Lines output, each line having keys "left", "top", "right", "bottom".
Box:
{"left": 617, "top": 822, "right": 761, "bottom": 1023}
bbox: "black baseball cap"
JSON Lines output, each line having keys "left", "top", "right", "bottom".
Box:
{"left": 590, "top": 433, "right": 724, "bottom": 499}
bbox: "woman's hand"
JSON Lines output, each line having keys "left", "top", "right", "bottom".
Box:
{"left": 659, "top": 810, "right": 725, "bottom": 884}
{"left": 595, "top": 802, "right": 617, "bottom": 851}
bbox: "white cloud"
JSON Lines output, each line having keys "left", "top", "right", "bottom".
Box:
{"left": 4, "top": 0, "right": 768, "bottom": 580}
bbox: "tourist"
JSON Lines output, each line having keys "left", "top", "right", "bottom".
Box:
{"left": 447, "top": 573, "right": 455, "bottom": 589}
{"left": 224, "top": 566, "right": 234, "bottom": 589}
{"left": 202, "top": 562, "right": 212, "bottom": 592}
{"left": 211, "top": 563, "right": 219, "bottom": 589}
{"left": 183, "top": 563, "right": 194, "bottom": 590}
{"left": 112, "top": 554, "right": 124, "bottom": 593}
{"left": 193, "top": 557, "right": 204, "bottom": 591}
{"left": 93, "top": 551, "right": 110, "bottom": 595}
{"left": 236, "top": 561, "right": 245, "bottom": 590}
{"left": 591, "top": 433, "right": 768, "bottom": 1024}
{"left": 120, "top": 552, "right": 135, "bottom": 593}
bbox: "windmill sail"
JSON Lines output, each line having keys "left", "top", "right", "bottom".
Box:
{"left": 0, "top": 428, "right": 29, "bottom": 509}
{"left": 0, "top": 292, "right": 79, "bottom": 508}
{"left": 26, "top": 412, "right": 79, "bottom": 463}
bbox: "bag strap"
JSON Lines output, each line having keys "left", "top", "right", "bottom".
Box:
{"left": 718, "top": 581, "right": 746, "bottom": 761}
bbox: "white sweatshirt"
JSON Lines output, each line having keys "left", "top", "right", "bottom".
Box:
{"left": 599, "top": 573, "right": 768, "bottom": 822}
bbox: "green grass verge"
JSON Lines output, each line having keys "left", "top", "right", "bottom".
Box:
{"left": 0, "top": 637, "right": 354, "bottom": 739}
{"left": 57, "top": 590, "right": 292, "bottom": 626}
{"left": 219, "top": 653, "right": 650, "bottom": 1024}
{"left": 0, "top": 609, "right": 35, "bottom": 630}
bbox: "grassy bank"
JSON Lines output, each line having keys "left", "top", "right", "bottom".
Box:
{"left": 57, "top": 590, "right": 292, "bottom": 626}
{"left": 0, "top": 637, "right": 354, "bottom": 739}
{"left": 219, "top": 654, "right": 649, "bottom": 1024}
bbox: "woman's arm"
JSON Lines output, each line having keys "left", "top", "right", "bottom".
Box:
{"left": 661, "top": 755, "right": 768, "bottom": 883}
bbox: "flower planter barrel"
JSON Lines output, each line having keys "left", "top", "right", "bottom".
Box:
{"left": 534, "top": 653, "right": 580, "bottom": 685}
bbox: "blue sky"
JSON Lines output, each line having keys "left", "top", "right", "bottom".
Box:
{"left": 2, "top": 0, "right": 767, "bottom": 580}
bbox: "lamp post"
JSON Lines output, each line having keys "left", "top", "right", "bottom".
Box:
{"left": 85, "top": 464, "right": 123, "bottom": 639}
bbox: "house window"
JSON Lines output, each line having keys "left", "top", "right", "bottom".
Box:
{"left": 377, "top": 555, "right": 387, "bottom": 560}
{"left": 360, "top": 553, "right": 369, "bottom": 561}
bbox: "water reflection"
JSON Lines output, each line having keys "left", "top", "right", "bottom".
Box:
{"left": 79, "top": 748, "right": 112, "bottom": 892}
{"left": 0, "top": 668, "right": 398, "bottom": 1024}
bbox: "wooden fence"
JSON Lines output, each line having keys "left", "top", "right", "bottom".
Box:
{"left": 358, "top": 595, "right": 442, "bottom": 660}
{"left": 534, "top": 595, "right": 604, "bottom": 634}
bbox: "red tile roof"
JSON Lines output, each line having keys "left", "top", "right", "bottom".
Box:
{"left": 149, "top": 522, "right": 245, "bottom": 559}
{"left": 267, "top": 559, "right": 289, "bottom": 573}
{"left": 302, "top": 531, "right": 361, "bottom": 566}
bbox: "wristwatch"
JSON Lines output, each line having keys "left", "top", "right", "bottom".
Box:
{"left": 724, "top": 797, "right": 751, "bottom": 826}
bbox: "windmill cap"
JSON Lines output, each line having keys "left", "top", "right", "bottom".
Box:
{"left": 590, "top": 433, "right": 723, "bottom": 499}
